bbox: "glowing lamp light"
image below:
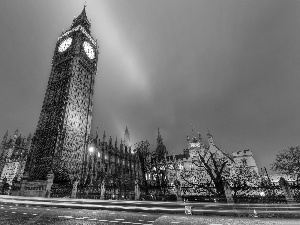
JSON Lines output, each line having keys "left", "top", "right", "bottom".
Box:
{"left": 260, "top": 191, "right": 265, "bottom": 197}
{"left": 88, "top": 146, "right": 94, "bottom": 153}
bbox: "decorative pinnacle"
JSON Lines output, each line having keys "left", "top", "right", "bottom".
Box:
{"left": 207, "top": 128, "right": 213, "bottom": 139}
{"left": 70, "top": 4, "right": 91, "bottom": 32}
{"left": 198, "top": 132, "right": 203, "bottom": 143}
{"left": 191, "top": 124, "right": 195, "bottom": 138}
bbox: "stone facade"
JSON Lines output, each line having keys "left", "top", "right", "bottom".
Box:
{"left": 0, "top": 129, "right": 32, "bottom": 184}
{"left": 83, "top": 127, "right": 140, "bottom": 186}
{"left": 166, "top": 129, "right": 233, "bottom": 187}
{"left": 232, "top": 149, "right": 259, "bottom": 174}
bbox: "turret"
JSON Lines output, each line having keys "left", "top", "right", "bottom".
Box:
{"left": 12, "top": 127, "right": 19, "bottom": 145}
{"left": 207, "top": 128, "right": 214, "bottom": 145}
{"left": 192, "top": 136, "right": 197, "bottom": 143}
{"left": 120, "top": 138, "right": 123, "bottom": 153}
{"left": 172, "top": 149, "right": 176, "bottom": 162}
{"left": 16, "top": 134, "right": 22, "bottom": 146}
{"left": 97, "top": 137, "right": 101, "bottom": 147}
{"left": 21, "top": 137, "right": 26, "bottom": 146}
{"left": 25, "top": 133, "right": 32, "bottom": 150}
{"left": 198, "top": 132, "right": 204, "bottom": 146}
{"left": 124, "top": 126, "right": 130, "bottom": 148}
{"left": 157, "top": 127, "right": 162, "bottom": 144}
{"left": 1, "top": 130, "right": 8, "bottom": 146}
{"left": 198, "top": 132, "right": 202, "bottom": 142}
{"left": 14, "top": 127, "right": 19, "bottom": 137}
{"left": 94, "top": 127, "right": 99, "bottom": 144}
{"left": 115, "top": 136, "right": 118, "bottom": 149}
{"left": 103, "top": 131, "right": 106, "bottom": 143}
{"left": 109, "top": 136, "right": 112, "bottom": 147}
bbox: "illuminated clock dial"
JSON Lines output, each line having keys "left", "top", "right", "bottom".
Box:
{"left": 58, "top": 37, "right": 72, "bottom": 52}
{"left": 83, "top": 41, "right": 95, "bottom": 59}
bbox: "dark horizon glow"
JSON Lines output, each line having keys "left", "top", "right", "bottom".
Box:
{"left": 1, "top": 0, "right": 300, "bottom": 174}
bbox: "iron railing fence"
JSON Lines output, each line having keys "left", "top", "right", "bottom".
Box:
{"left": 5, "top": 180, "right": 300, "bottom": 204}
{"left": 50, "top": 182, "right": 73, "bottom": 198}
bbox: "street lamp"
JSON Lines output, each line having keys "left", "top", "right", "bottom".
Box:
{"left": 80, "top": 139, "right": 94, "bottom": 187}
{"left": 89, "top": 146, "right": 94, "bottom": 154}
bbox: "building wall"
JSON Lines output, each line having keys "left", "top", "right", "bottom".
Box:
{"left": 232, "top": 149, "right": 259, "bottom": 174}
{"left": 166, "top": 131, "right": 260, "bottom": 191}
{"left": 83, "top": 129, "right": 140, "bottom": 186}
{"left": 269, "top": 173, "right": 296, "bottom": 185}
{"left": 1, "top": 162, "right": 20, "bottom": 185}
{"left": 0, "top": 130, "right": 32, "bottom": 184}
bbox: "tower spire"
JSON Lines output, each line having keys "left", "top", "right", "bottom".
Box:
{"left": 2, "top": 130, "right": 8, "bottom": 143}
{"left": 207, "top": 128, "right": 213, "bottom": 138}
{"left": 191, "top": 124, "right": 196, "bottom": 140}
{"left": 172, "top": 147, "right": 176, "bottom": 161}
{"left": 109, "top": 136, "right": 112, "bottom": 147}
{"left": 103, "top": 131, "right": 106, "bottom": 142}
{"left": 1, "top": 130, "right": 8, "bottom": 148}
{"left": 198, "top": 132, "right": 203, "bottom": 144}
{"left": 207, "top": 128, "right": 214, "bottom": 145}
{"left": 95, "top": 127, "right": 99, "bottom": 141}
{"left": 191, "top": 124, "right": 198, "bottom": 143}
{"left": 70, "top": 5, "right": 91, "bottom": 32}
{"left": 157, "top": 127, "right": 162, "bottom": 144}
{"left": 120, "top": 138, "right": 123, "bottom": 152}
{"left": 14, "top": 127, "right": 19, "bottom": 136}
{"left": 124, "top": 126, "right": 130, "bottom": 148}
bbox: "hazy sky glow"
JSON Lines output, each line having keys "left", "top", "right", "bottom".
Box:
{"left": 1, "top": 0, "right": 300, "bottom": 174}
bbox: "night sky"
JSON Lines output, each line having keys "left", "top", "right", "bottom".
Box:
{"left": 1, "top": 0, "right": 300, "bottom": 174}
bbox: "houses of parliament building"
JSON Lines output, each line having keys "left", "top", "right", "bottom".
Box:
{"left": 0, "top": 127, "right": 139, "bottom": 187}
{"left": 0, "top": 6, "right": 259, "bottom": 199}
{"left": 0, "top": 7, "right": 140, "bottom": 197}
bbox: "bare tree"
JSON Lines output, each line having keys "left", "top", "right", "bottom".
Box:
{"left": 228, "top": 161, "right": 260, "bottom": 198}
{"left": 181, "top": 147, "right": 233, "bottom": 197}
{"left": 134, "top": 140, "right": 152, "bottom": 194}
{"left": 271, "top": 146, "right": 300, "bottom": 184}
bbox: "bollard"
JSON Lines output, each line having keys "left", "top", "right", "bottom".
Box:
{"left": 185, "top": 205, "right": 192, "bottom": 215}
{"left": 253, "top": 209, "right": 258, "bottom": 217}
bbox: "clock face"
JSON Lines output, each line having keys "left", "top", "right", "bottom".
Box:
{"left": 83, "top": 41, "right": 95, "bottom": 59}
{"left": 58, "top": 37, "right": 72, "bottom": 52}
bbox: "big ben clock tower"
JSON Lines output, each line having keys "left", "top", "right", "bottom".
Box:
{"left": 26, "top": 6, "right": 98, "bottom": 183}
